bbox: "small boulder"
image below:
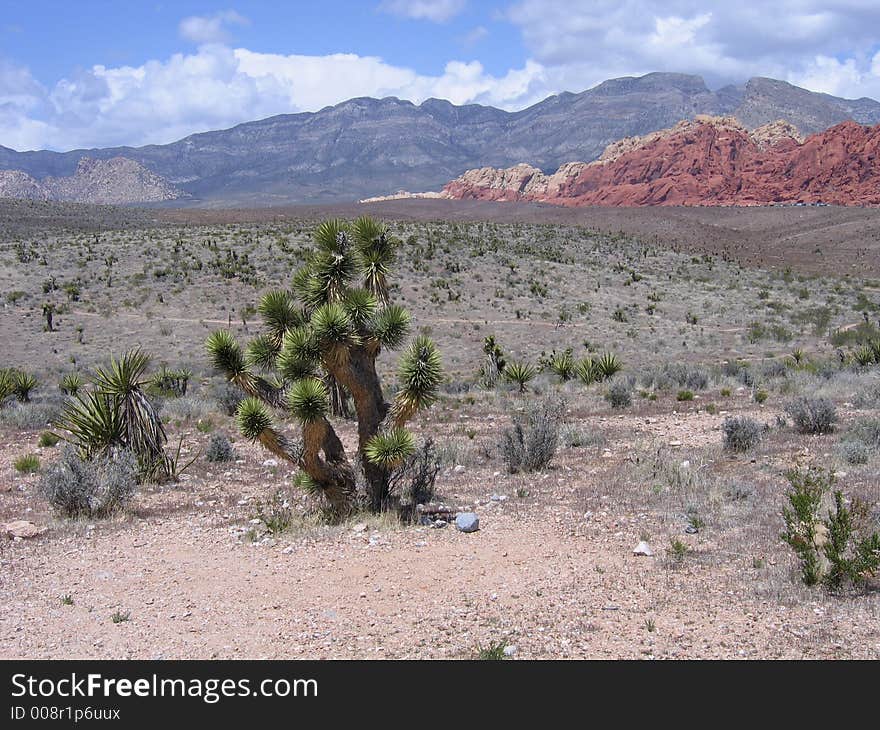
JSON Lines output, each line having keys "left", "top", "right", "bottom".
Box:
{"left": 455, "top": 513, "right": 480, "bottom": 533}
{"left": 633, "top": 541, "right": 653, "bottom": 557}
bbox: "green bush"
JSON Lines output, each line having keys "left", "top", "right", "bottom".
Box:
{"left": 780, "top": 465, "right": 880, "bottom": 591}
{"left": 14, "top": 454, "right": 40, "bottom": 473}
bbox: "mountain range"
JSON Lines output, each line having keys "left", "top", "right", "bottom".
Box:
{"left": 1, "top": 72, "right": 879, "bottom": 205}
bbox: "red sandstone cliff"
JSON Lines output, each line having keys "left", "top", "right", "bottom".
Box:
{"left": 441, "top": 117, "right": 880, "bottom": 206}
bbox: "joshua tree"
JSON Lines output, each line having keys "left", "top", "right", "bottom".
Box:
{"left": 206, "top": 217, "right": 442, "bottom": 518}
{"left": 42, "top": 302, "right": 55, "bottom": 332}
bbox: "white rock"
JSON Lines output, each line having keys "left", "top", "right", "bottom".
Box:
{"left": 633, "top": 541, "right": 654, "bottom": 557}
{"left": 3, "top": 521, "right": 46, "bottom": 539}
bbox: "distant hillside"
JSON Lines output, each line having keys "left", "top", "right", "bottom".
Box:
{"left": 1, "top": 72, "right": 879, "bottom": 205}
{"left": 0, "top": 157, "right": 185, "bottom": 205}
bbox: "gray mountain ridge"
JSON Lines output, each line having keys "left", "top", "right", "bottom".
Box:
{"left": 1, "top": 72, "right": 878, "bottom": 205}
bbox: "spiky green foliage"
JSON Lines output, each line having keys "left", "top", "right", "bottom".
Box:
{"left": 60, "top": 372, "right": 83, "bottom": 396}
{"left": 12, "top": 371, "right": 38, "bottom": 402}
{"left": 365, "top": 427, "right": 416, "bottom": 468}
{"left": 205, "top": 217, "right": 442, "bottom": 519}
{"left": 548, "top": 349, "right": 575, "bottom": 381}
{"left": 206, "top": 330, "right": 247, "bottom": 377}
{"left": 371, "top": 305, "right": 410, "bottom": 350}
{"left": 55, "top": 349, "right": 174, "bottom": 482}
{"left": 575, "top": 358, "right": 599, "bottom": 385}
{"left": 288, "top": 378, "right": 329, "bottom": 423}
{"left": 594, "top": 352, "right": 623, "bottom": 380}
{"left": 504, "top": 360, "right": 536, "bottom": 393}
{"left": 394, "top": 336, "right": 442, "bottom": 423}
{"left": 352, "top": 216, "right": 394, "bottom": 304}
{"left": 236, "top": 397, "right": 274, "bottom": 441}
{"left": 0, "top": 368, "right": 15, "bottom": 402}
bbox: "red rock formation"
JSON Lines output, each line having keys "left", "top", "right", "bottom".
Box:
{"left": 442, "top": 118, "right": 880, "bottom": 206}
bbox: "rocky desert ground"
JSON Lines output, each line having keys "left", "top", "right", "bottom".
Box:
{"left": 1, "top": 199, "right": 879, "bottom": 659}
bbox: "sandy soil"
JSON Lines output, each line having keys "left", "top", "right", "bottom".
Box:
{"left": 3, "top": 402, "right": 878, "bottom": 660}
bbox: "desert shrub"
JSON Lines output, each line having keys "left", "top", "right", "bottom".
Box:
{"left": 676, "top": 389, "right": 694, "bottom": 401}
{"left": 761, "top": 360, "right": 788, "bottom": 379}
{"left": 499, "top": 397, "right": 564, "bottom": 473}
{"left": 38, "top": 431, "right": 60, "bottom": 447}
{"left": 389, "top": 437, "right": 441, "bottom": 515}
{"left": 0, "top": 401, "right": 59, "bottom": 430}
{"left": 39, "top": 446, "right": 138, "bottom": 518}
{"left": 205, "top": 433, "right": 235, "bottom": 462}
{"left": 640, "top": 362, "right": 708, "bottom": 391}
{"left": 14, "top": 453, "right": 40, "bottom": 473}
{"left": 159, "top": 395, "right": 214, "bottom": 422}
{"left": 837, "top": 440, "right": 869, "bottom": 465}
{"left": 252, "top": 488, "right": 292, "bottom": 535}
{"left": 593, "top": 352, "right": 622, "bottom": 380}
{"left": 560, "top": 424, "right": 604, "bottom": 450}
{"left": 780, "top": 465, "right": 880, "bottom": 591}
{"left": 853, "top": 380, "right": 880, "bottom": 409}
{"left": 148, "top": 366, "right": 192, "bottom": 398}
{"left": 213, "top": 381, "right": 243, "bottom": 416}
{"left": 845, "top": 416, "right": 880, "bottom": 448}
{"left": 722, "top": 416, "right": 765, "bottom": 452}
{"left": 785, "top": 396, "right": 838, "bottom": 434}
{"left": 59, "top": 372, "right": 83, "bottom": 396}
{"left": 605, "top": 379, "right": 632, "bottom": 409}
{"left": 547, "top": 349, "right": 575, "bottom": 382}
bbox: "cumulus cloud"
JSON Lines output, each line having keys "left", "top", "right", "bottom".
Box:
{"left": 179, "top": 10, "right": 249, "bottom": 45}
{"left": 506, "top": 0, "right": 880, "bottom": 98}
{"left": 378, "top": 0, "right": 466, "bottom": 23}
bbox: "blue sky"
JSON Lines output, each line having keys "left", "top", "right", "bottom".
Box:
{"left": 3, "top": 1, "right": 880, "bottom": 151}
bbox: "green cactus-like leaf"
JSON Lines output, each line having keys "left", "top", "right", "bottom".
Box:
{"left": 236, "top": 397, "right": 273, "bottom": 441}
{"left": 206, "top": 330, "right": 247, "bottom": 378}
{"left": 372, "top": 304, "right": 410, "bottom": 350}
{"left": 258, "top": 290, "right": 302, "bottom": 338}
{"left": 344, "top": 288, "right": 378, "bottom": 329}
{"left": 311, "top": 303, "right": 356, "bottom": 348}
{"left": 364, "top": 427, "right": 415, "bottom": 468}
{"left": 287, "top": 378, "right": 329, "bottom": 423}
{"left": 293, "top": 470, "right": 322, "bottom": 495}
{"left": 246, "top": 334, "right": 281, "bottom": 371}
{"left": 395, "top": 336, "right": 442, "bottom": 420}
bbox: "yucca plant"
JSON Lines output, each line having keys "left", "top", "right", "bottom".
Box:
{"left": 11, "top": 370, "right": 39, "bottom": 403}
{"left": 854, "top": 345, "right": 875, "bottom": 367}
{"left": 548, "top": 349, "right": 575, "bottom": 382}
{"left": 575, "top": 357, "right": 599, "bottom": 385}
{"left": 0, "top": 368, "right": 15, "bottom": 402}
{"left": 206, "top": 217, "right": 442, "bottom": 518}
{"left": 60, "top": 372, "right": 83, "bottom": 396}
{"left": 594, "top": 352, "right": 623, "bottom": 381}
{"left": 504, "top": 360, "right": 536, "bottom": 393}
{"left": 55, "top": 349, "right": 174, "bottom": 482}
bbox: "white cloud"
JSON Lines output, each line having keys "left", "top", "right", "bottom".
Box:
{"left": 179, "top": 10, "right": 249, "bottom": 45}
{"left": 506, "top": 0, "right": 880, "bottom": 97}
{"left": 0, "top": 45, "right": 546, "bottom": 151}
{"left": 378, "top": 0, "right": 466, "bottom": 23}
